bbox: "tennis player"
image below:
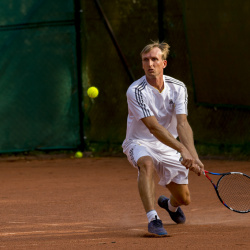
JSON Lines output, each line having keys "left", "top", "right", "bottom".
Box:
{"left": 122, "top": 41, "right": 204, "bottom": 236}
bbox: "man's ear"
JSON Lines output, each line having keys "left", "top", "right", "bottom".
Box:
{"left": 163, "top": 60, "right": 167, "bottom": 68}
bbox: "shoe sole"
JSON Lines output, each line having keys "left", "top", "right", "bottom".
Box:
{"left": 145, "top": 232, "right": 169, "bottom": 238}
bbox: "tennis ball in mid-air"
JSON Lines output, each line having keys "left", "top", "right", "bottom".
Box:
{"left": 87, "top": 87, "right": 99, "bottom": 98}
{"left": 75, "top": 151, "right": 83, "bottom": 158}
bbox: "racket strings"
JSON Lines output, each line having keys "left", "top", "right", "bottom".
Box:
{"left": 217, "top": 174, "right": 250, "bottom": 212}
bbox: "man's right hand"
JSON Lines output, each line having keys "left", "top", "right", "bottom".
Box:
{"left": 179, "top": 149, "right": 194, "bottom": 168}
{"left": 180, "top": 150, "right": 202, "bottom": 176}
{"left": 188, "top": 164, "right": 202, "bottom": 176}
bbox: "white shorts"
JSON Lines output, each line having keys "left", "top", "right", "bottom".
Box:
{"left": 124, "top": 143, "right": 189, "bottom": 186}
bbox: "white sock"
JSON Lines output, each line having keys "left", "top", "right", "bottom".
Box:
{"left": 146, "top": 210, "right": 160, "bottom": 222}
{"left": 168, "top": 199, "right": 178, "bottom": 212}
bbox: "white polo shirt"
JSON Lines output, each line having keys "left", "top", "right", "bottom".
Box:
{"left": 122, "top": 75, "right": 188, "bottom": 154}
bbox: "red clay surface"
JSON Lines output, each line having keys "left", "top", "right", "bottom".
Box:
{"left": 0, "top": 157, "right": 249, "bottom": 249}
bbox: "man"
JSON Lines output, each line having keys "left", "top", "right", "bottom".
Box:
{"left": 122, "top": 41, "right": 204, "bottom": 236}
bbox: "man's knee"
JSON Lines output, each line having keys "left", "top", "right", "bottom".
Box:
{"left": 167, "top": 183, "right": 191, "bottom": 206}
{"left": 137, "top": 156, "right": 155, "bottom": 176}
{"left": 177, "top": 189, "right": 191, "bottom": 205}
{"left": 180, "top": 196, "right": 191, "bottom": 206}
{"left": 172, "top": 194, "right": 190, "bottom": 206}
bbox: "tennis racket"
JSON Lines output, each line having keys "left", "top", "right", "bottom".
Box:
{"left": 203, "top": 170, "right": 250, "bottom": 213}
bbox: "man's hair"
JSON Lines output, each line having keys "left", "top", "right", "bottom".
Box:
{"left": 140, "top": 41, "right": 170, "bottom": 60}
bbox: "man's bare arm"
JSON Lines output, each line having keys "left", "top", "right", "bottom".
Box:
{"left": 176, "top": 114, "right": 204, "bottom": 173}
{"left": 141, "top": 116, "right": 196, "bottom": 168}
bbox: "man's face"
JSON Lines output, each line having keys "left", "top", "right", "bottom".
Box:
{"left": 141, "top": 47, "right": 167, "bottom": 79}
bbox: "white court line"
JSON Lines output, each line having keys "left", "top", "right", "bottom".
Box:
{"left": 8, "top": 222, "right": 26, "bottom": 224}
{"left": 0, "top": 229, "right": 122, "bottom": 238}
{"left": 0, "top": 230, "right": 88, "bottom": 237}
{"left": 6, "top": 221, "right": 106, "bottom": 228}
{"left": 129, "top": 228, "right": 145, "bottom": 232}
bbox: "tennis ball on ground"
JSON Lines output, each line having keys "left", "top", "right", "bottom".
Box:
{"left": 75, "top": 151, "right": 83, "bottom": 158}
{"left": 87, "top": 86, "right": 99, "bottom": 98}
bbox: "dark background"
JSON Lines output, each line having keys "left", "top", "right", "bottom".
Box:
{"left": 81, "top": 0, "right": 250, "bottom": 158}
{"left": 0, "top": 0, "right": 249, "bottom": 158}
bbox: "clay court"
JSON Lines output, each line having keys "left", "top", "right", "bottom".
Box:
{"left": 0, "top": 157, "right": 249, "bottom": 249}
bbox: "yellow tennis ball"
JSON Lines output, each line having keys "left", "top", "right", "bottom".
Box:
{"left": 75, "top": 151, "right": 83, "bottom": 158}
{"left": 87, "top": 87, "right": 99, "bottom": 98}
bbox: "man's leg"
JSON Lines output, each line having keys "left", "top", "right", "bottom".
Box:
{"left": 166, "top": 182, "right": 191, "bottom": 207}
{"left": 158, "top": 183, "right": 190, "bottom": 224}
{"left": 137, "top": 156, "right": 156, "bottom": 213}
{"left": 137, "top": 156, "right": 168, "bottom": 236}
